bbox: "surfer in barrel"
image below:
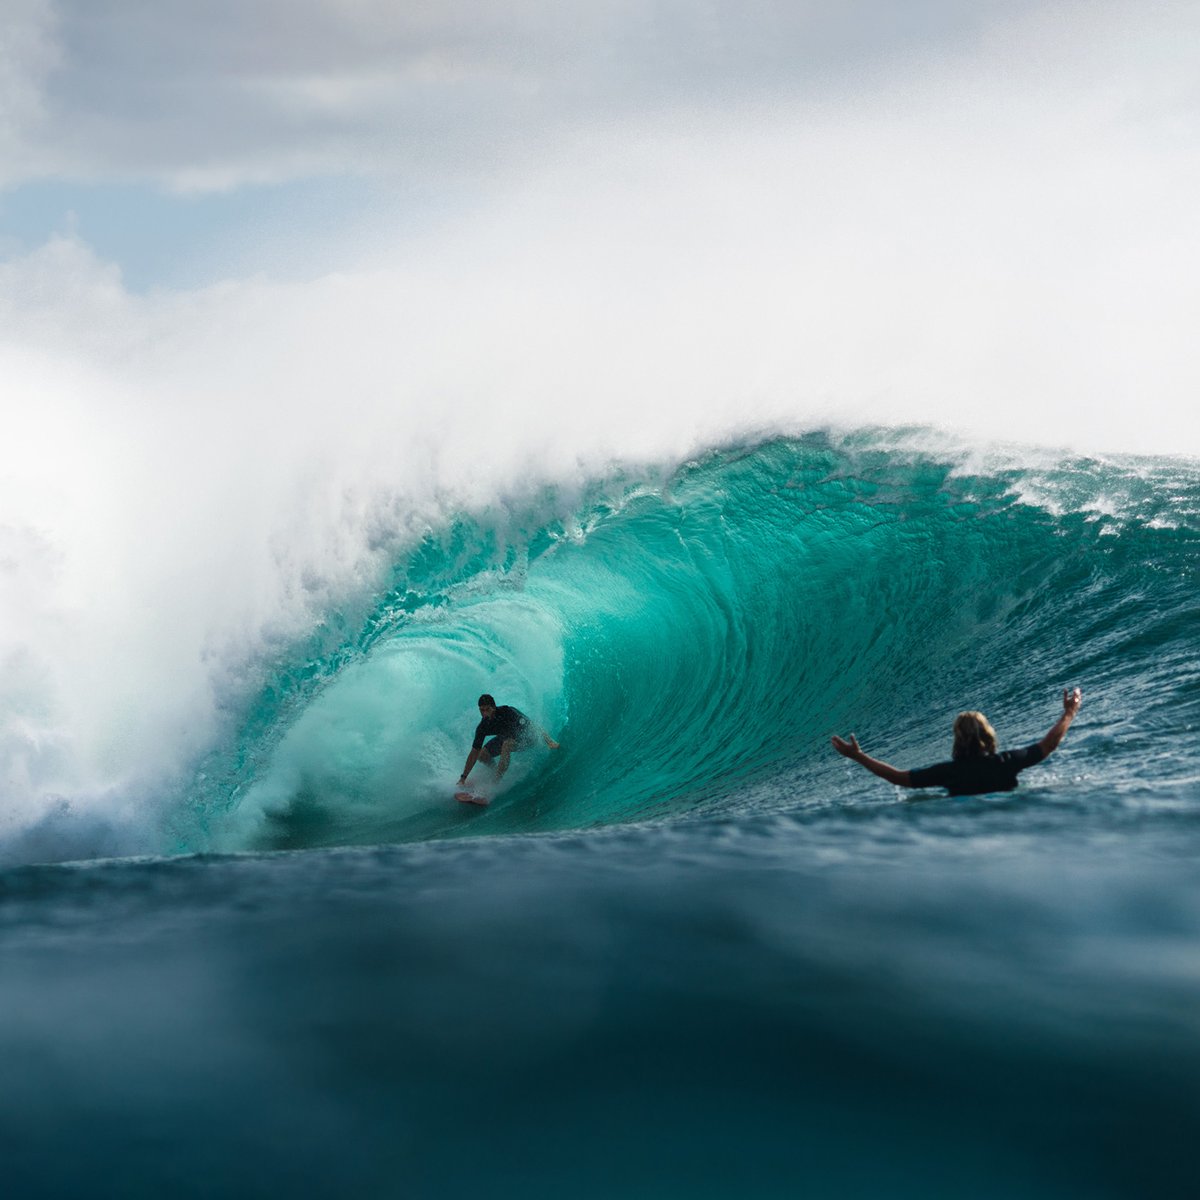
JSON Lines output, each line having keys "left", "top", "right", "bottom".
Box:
{"left": 458, "top": 694, "right": 559, "bottom": 789}
{"left": 831, "top": 687, "right": 1082, "bottom": 796}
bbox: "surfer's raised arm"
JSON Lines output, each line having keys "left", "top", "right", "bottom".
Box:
{"left": 1038, "top": 687, "right": 1083, "bottom": 758}
{"left": 832, "top": 686, "right": 1084, "bottom": 798}
{"left": 830, "top": 734, "right": 912, "bottom": 786}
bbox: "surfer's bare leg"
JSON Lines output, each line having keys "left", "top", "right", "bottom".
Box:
{"left": 495, "top": 738, "right": 516, "bottom": 780}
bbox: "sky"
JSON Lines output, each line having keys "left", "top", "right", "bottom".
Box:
{"left": 2, "top": 0, "right": 1190, "bottom": 288}
{"left": 1, "top": 1, "right": 1195, "bottom": 425}
{"left": 1, "top": 1, "right": 1199, "bottom": 833}
{"left": 0, "top": 1, "right": 1034, "bottom": 286}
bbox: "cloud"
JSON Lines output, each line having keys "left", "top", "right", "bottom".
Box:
{"left": 0, "top": 0, "right": 60, "bottom": 184}
{"left": 9, "top": 0, "right": 1051, "bottom": 190}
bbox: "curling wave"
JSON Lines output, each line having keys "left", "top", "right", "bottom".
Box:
{"left": 188, "top": 431, "right": 1199, "bottom": 853}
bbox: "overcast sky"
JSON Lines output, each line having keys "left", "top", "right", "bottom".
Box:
{"left": 0, "top": 3, "right": 1195, "bottom": 408}
{"left": 1, "top": 0, "right": 1197, "bottom": 429}
{"left": 6, "top": 2, "right": 1050, "bottom": 183}
{"left": 0, "top": 0, "right": 1107, "bottom": 286}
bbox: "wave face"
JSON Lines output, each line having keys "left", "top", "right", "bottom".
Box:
{"left": 194, "top": 431, "right": 1200, "bottom": 853}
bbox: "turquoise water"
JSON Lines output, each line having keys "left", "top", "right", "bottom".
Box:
{"left": 4, "top": 431, "right": 1199, "bottom": 1197}
{"left": 189, "top": 431, "right": 1199, "bottom": 851}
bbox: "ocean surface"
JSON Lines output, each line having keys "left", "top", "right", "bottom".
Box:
{"left": 3, "top": 431, "right": 1199, "bottom": 1198}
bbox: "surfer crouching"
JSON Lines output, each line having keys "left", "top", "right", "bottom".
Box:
{"left": 831, "top": 687, "right": 1082, "bottom": 796}
{"left": 459, "top": 694, "right": 559, "bottom": 787}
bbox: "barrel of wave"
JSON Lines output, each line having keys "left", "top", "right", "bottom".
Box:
{"left": 210, "top": 595, "right": 566, "bottom": 851}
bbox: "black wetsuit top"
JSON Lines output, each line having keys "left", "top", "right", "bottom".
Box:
{"left": 907, "top": 743, "right": 1046, "bottom": 796}
{"left": 472, "top": 705, "right": 530, "bottom": 751}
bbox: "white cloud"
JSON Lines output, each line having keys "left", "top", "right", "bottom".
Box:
{"left": 8, "top": 0, "right": 1055, "bottom": 190}
{"left": 0, "top": 0, "right": 60, "bottom": 185}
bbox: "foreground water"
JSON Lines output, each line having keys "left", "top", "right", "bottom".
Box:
{"left": 3, "top": 433, "right": 1198, "bottom": 1196}
{"left": 5, "top": 804, "right": 1199, "bottom": 1199}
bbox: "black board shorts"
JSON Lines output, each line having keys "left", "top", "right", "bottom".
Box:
{"left": 484, "top": 731, "right": 534, "bottom": 757}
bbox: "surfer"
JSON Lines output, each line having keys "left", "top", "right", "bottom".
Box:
{"left": 458, "top": 694, "right": 559, "bottom": 787}
{"left": 831, "top": 687, "right": 1082, "bottom": 796}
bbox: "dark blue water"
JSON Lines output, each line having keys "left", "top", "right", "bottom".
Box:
{"left": 3, "top": 433, "right": 1198, "bottom": 1197}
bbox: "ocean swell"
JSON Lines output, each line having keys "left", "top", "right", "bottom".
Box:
{"left": 190, "top": 431, "right": 1199, "bottom": 854}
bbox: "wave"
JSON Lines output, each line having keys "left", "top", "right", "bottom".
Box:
{"left": 184, "top": 430, "right": 1200, "bottom": 854}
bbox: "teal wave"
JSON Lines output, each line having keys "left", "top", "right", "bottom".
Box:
{"left": 191, "top": 431, "right": 1200, "bottom": 852}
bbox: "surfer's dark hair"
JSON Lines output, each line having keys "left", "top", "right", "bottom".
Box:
{"left": 478, "top": 694, "right": 496, "bottom": 707}
{"left": 952, "top": 711, "right": 998, "bottom": 760}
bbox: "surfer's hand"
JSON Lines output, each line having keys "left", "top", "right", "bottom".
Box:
{"left": 546, "top": 738, "right": 559, "bottom": 750}
{"left": 1063, "top": 687, "right": 1082, "bottom": 716}
{"left": 831, "top": 734, "right": 861, "bottom": 760}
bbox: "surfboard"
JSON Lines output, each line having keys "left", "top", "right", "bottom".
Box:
{"left": 455, "top": 790, "right": 489, "bottom": 806}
